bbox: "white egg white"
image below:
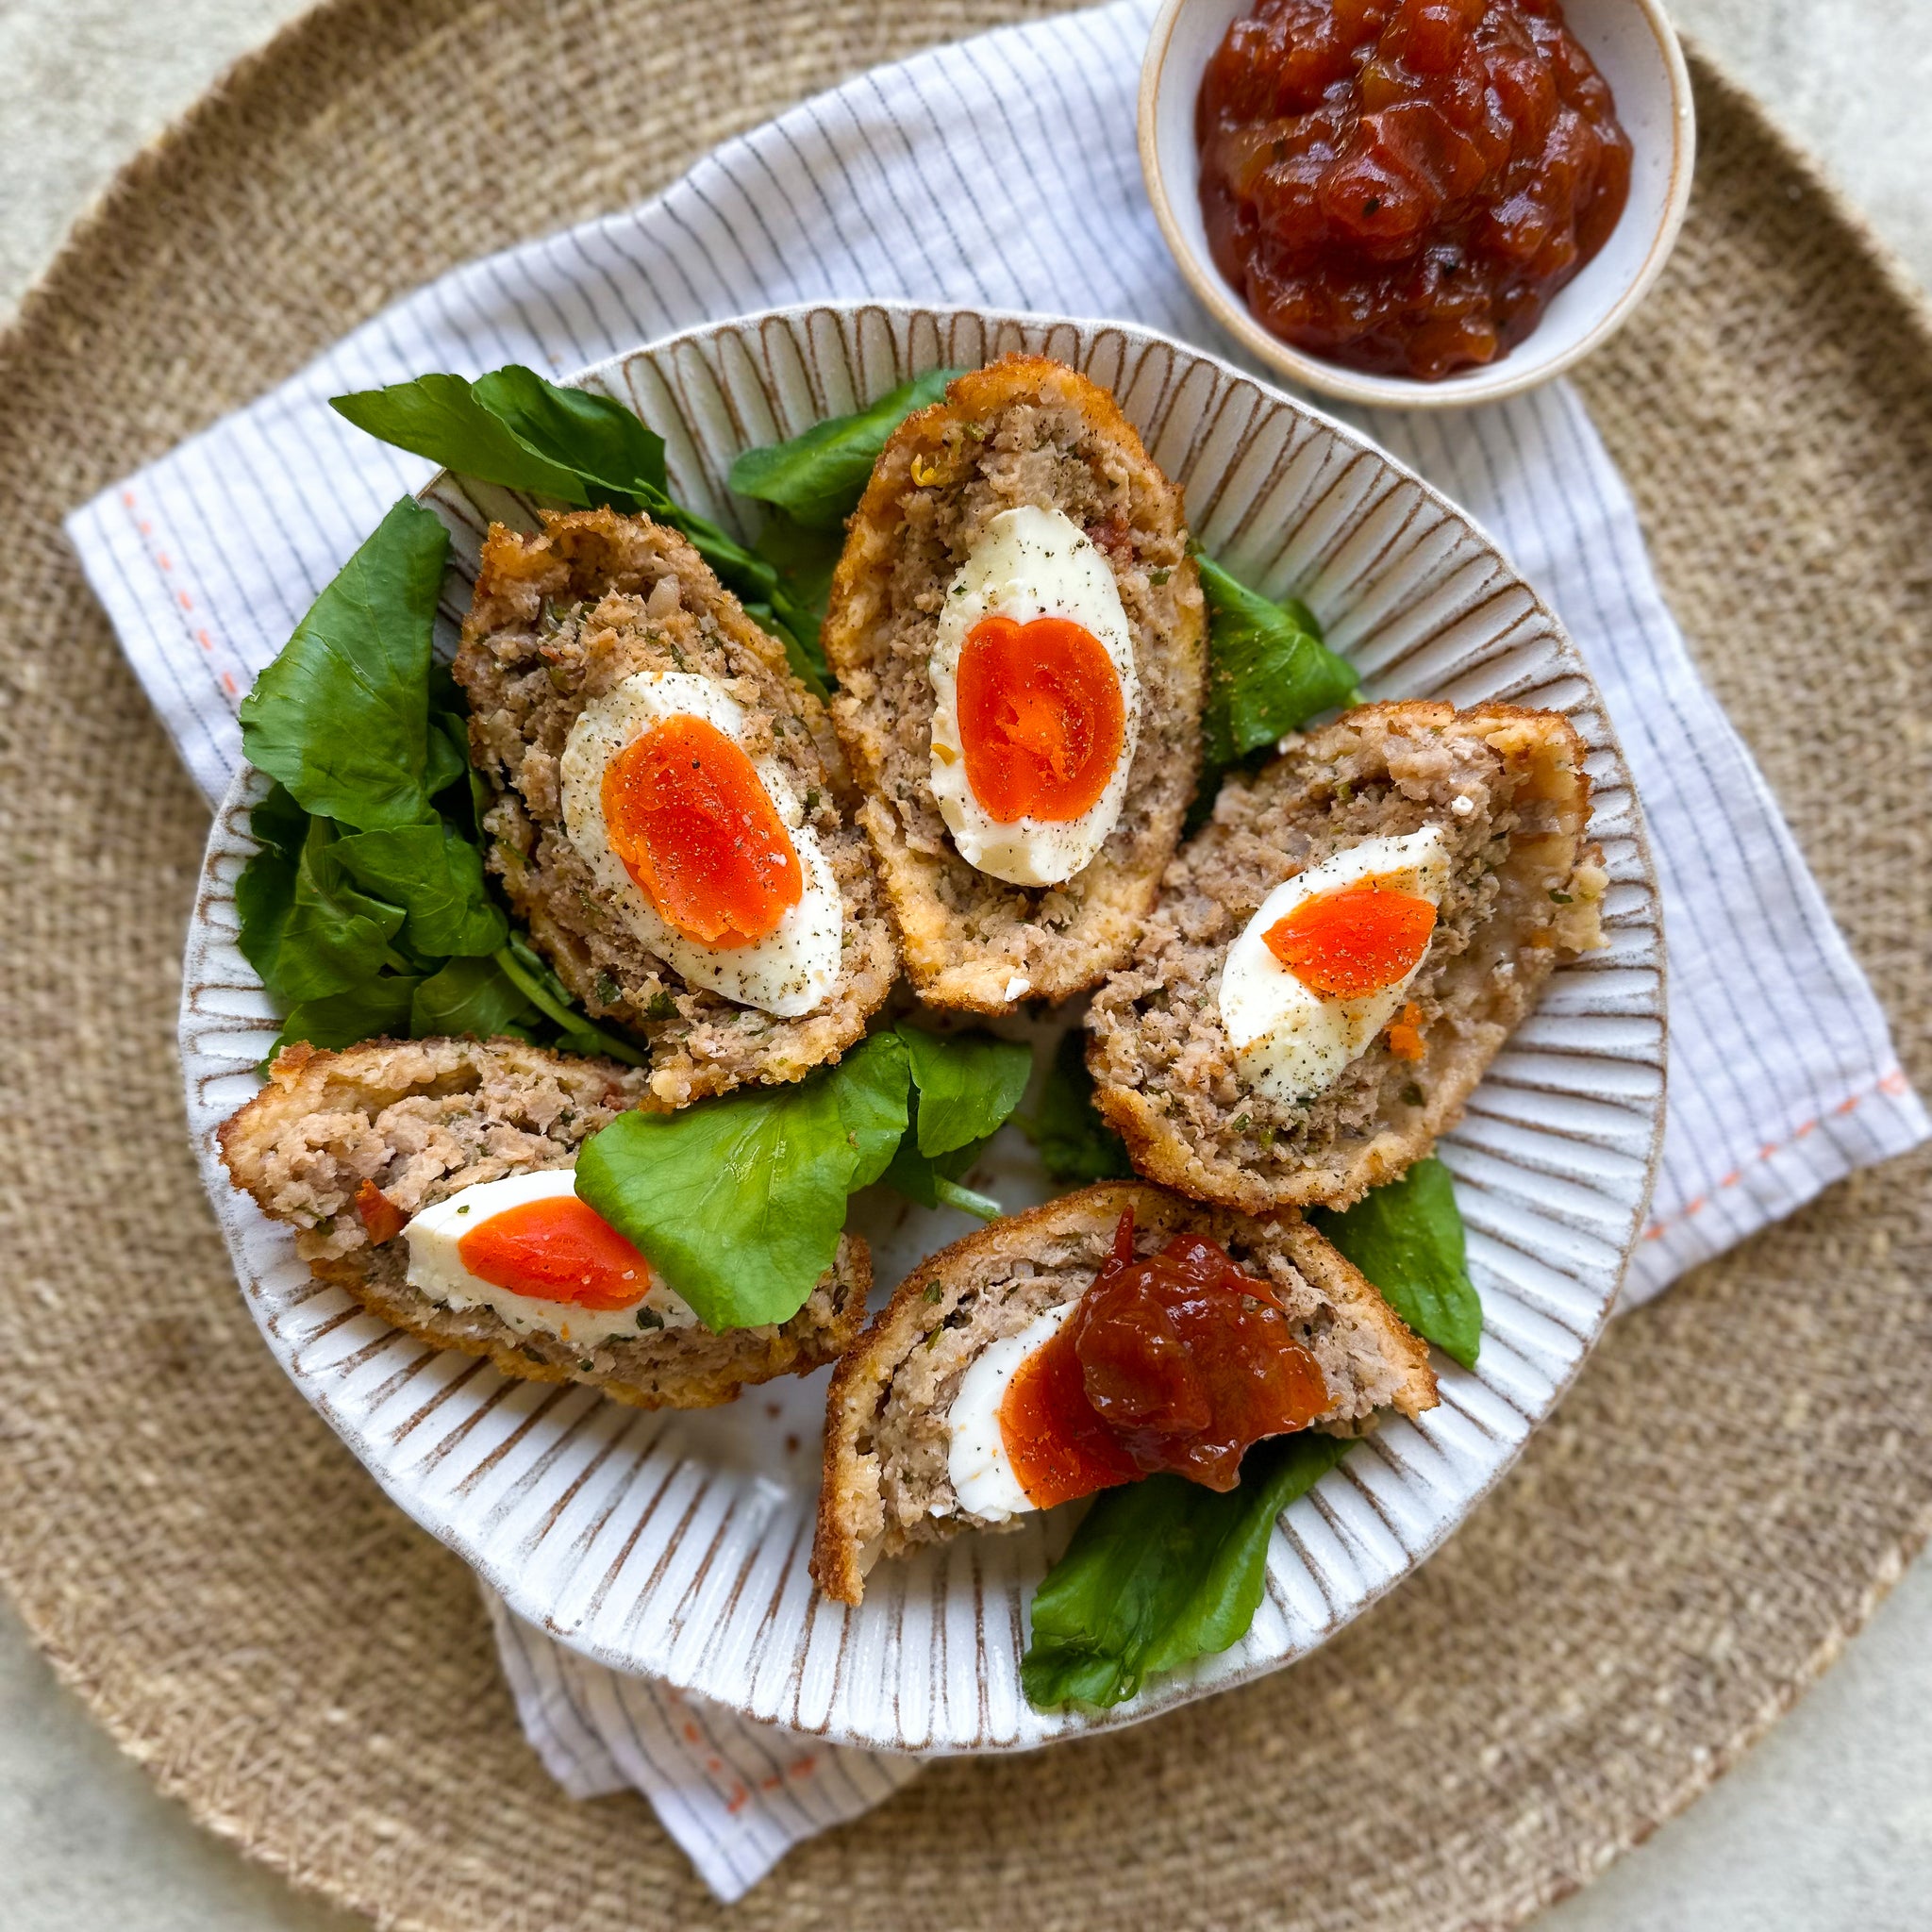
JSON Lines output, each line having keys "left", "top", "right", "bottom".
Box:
{"left": 558, "top": 670, "right": 843, "bottom": 1018}
{"left": 944, "top": 1300, "right": 1078, "bottom": 1521}
{"left": 1218, "top": 828, "right": 1452, "bottom": 1106}
{"left": 403, "top": 1168, "right": 697, "bottom": 1344}
{"left": 928, "top": 505, "right": 1141, "bottom": 888}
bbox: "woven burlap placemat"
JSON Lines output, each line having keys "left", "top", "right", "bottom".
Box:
{"left": 2, "top": 3, "right": 1928, "bottom": 1926}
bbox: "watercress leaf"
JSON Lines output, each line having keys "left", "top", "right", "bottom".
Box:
{"left": 1198, "top": 555, "right": 1357, "bottom": 771}
{"left": 1309, "top": 1157, "right": 1481, "bottom": 1368}
{"left": 836, "top": 1031, "right": 919, "bottom": 1191}
{"left": 751, "top": 509, "right": 843, "bottom": 686}
{"left": 238, "top": 496, "right": 451, "bottom": 830}
{"left": 271, "top": 974, "right": 420, "bottom": 1058}
{"left": 332, "top": 817, "right": 508, "bottom": 958}
{"left": 738, "top": 591, "right": 829, "bottom": 697}
{"left": 574, "top": 1031, "right": 910, "bottom": 1329}
{"left": 1020, "top": 1029, "right": 1135, "bottom": 1184}
{"left": 1021, "top": 1432, "right": 1353, "bottom": 1711}
{"left": 471, "top": 364, "right": 669, "bottom": 502}
{"left": 754, "top": 509, "right": 844, "bottom": 614}
{"left": 330, "top": 374, "right": 592, "bottom": 503}
{"left": 424, "top": 708, "right": 469, "bottom": 803}
{"left": 249, "top": 781, "right": 310, "bottom": 863}
{"left": 234, "top": 841, "right": 298, "bottom": 1000}
{"left": 882, "top": 1130, "right": 996, "bottom": 1217}
{"left": 727, "top": 368, "right": 961, "bottom": 527}
{"left": 410, "top": 954, "right": 539, "bottom": 1040}
{"left": 272, "top": 818, "right": 408, "bottom": 1004}
{"left": 339, "top": 366, "right": 833, "bottom": 693}
{"left": 897, "top": 1025, "right": 1033, "bottom": 1158}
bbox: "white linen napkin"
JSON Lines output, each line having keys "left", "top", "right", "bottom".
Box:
{"left": 65, "top": 0, "right": 1927, "bottom": 1900}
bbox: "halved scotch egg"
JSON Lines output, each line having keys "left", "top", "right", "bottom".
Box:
{"left": 457, "top": 508, "right": 897, "bottom": 1108}
{"left": 824, "top": 356, "right": 1206, "bottom": 1013}
{"left": 1088, "top": 701, "right": 1607, "bottom": 1213}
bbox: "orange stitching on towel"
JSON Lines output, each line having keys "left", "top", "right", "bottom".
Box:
{"left": 122, "top": 488, "right": 230, "bottom": 689}
{"left": 1639, "top": 1069, "right": 1910, "bottom": 1241}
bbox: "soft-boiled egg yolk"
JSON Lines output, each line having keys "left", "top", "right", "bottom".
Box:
{"left": 929, "top": 506, "right": 1141, "bottom": 887}
{"left": 1219, "top": 828, "right": 1451, "bottom": 1105}
{"left": 404, "top": 1169, "right": 698, "bottom": 1344}
{"left": 560, "top": 671, "right": 843, "bottom": 1018}
{"left": 600, "top": 714, "right": 802, "bottom": 947}
{"left": 955, "top": 615, "right": 1125, "bottom": 823}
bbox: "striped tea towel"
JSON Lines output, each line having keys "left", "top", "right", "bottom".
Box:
{"left": 65, "top": 0, "right": 1927, "bottom": 1900}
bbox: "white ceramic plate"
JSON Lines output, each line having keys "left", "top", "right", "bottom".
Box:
{"left": 180, "top": 302, "right": 1664, "bottom": 1755}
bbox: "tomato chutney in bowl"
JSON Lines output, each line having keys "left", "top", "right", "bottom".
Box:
{"left": 1140, "top": 0, "right": 1693, "bottom": 407}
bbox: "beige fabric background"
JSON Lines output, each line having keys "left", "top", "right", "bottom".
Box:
{"left": 3, "top": 3, "right": 1930, "bottom": 1928}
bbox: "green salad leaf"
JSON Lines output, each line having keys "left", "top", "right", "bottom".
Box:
{"left": 238, "top": 497, "right": 451, "bottom": 830}
{"left": 331, "top": 373, "right": 594, "bottom": 503}
{"left": 727, "top": 368, "right": 959, "bottom": 526}
{"left": 252, "top": 816, "right": 407, "bottom": 1005}
{"left": 491, "top": 937, "right": 645, "bottom": 1065}
{"left": 330, "top": 818, "right": 508, "bottom": 959}
{"left": 270, "top": 975, "right": 420, "bottom": 1058}
{"left": 246, "top": 780, "right": 309, "bottom": 864}
{"left": 749, "top": 511, "right": 844, "bottom": 671}
{"left": 234, "top": 492, "right": 642, "bottom": 1070}
{"left": 1191, "top": 554, "right": 1358, "bottom": 828}
{"left": 1020, "top": 1029, "right": 1134, "bottom": 1184}
{"left": 1021, "top": 1433, "right": 1354, "bottom": 1710}
{"left": 574, "top": 1032, "right": 911, "bottom": 1330}
{"left": 1198, "top": 555, "right": 1357, "bottom": 768}
{"left": 409, "top": 954, "right": 539, "bottom": 1041}
{"left": 897, "top": 1025, "right": 1034, "bottom": 1158}
{"left": 470, "top": 364, "right": 669, "bottom": 501}
{"left": 333, "top": 364, "right": 834, "bottom": 694}
{"left": 1310, "top": 1156, "right": 1482, "bottom": 1368}
{"left": 880, "top": 1026, "right": 1032, "bottom": 1223}
{"left": 880, "top": 1136, "right": 1002, "bottom": 1221}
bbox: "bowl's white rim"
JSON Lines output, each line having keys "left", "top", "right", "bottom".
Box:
{"left": 1137, "top": 0, "right": 1698, "bottom": 409}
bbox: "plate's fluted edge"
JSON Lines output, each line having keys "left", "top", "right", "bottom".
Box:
{"left": 180, "top": 301, "right": 1666, "bottom": 1757}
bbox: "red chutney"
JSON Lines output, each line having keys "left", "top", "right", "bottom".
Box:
{"left": 997, "top": 1211, "right": 1333, "bottom": 1507}
{"left": 1196, "top": 0, "right": 1633, "bottom": 379}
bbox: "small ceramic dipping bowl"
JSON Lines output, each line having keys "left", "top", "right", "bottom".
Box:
{"left": 1139, "top": 0, "right": 1696, "bottom": 408}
